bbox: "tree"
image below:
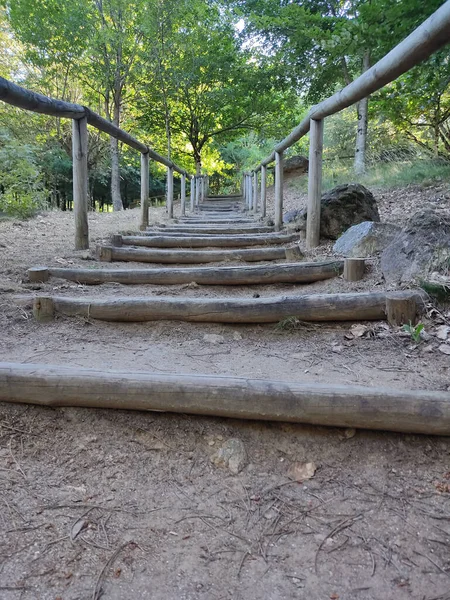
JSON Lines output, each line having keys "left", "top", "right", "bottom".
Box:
{"left": 228, "top": 0, "right": 446, "bottom": 173}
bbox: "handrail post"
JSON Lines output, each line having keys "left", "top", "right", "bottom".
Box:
{"left": 246, "top": 174, "right": 251, "bottom": 210}
{"left": 306, "top": 118, "right": 324, "bottom": 248}
{"left": 253, "top": 171, "right": 258, "bottom": 213}
{"left": 261, "top": 165, "right": 267, "bottom": 218}
{"left": 167, "top": 166, "right": 174, "bottom": 218}
{"left": 181, "top": 173, "right": 186, "bottom": 216}
{"left": 72, "top": 116, "right": 89, "bottom": 250}
{"left": 274, "top": 151, "right": 284, "bottom": 231}
{"left": 140, "top": 152, "right": 149, "bottom": 230}
{"left": 195, "top": 175, "right": 200, "bottom": 207}
{"left": 190, "top": 176, "right": 195, "bottom": 212}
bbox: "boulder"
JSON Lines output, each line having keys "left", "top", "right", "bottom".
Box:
{"left": 283, "top": 155, "right": 309, "bottom": 175}
{"left": 333, "top": 221, "right": 400, "bottom": 257}
{"left": 381, "top": 209, "right": 450, "bottom": 283}
{"left": 283, "top": 183, "right": 380, "bottom": 239}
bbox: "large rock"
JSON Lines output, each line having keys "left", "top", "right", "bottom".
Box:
{"left": 284, "top": 183, "right": 380, "bottom": 239}
{"left": 381, "top": 209, "right": 450, "bottom": 283}
{"left": 284, "top": 155, "right": 308, "bottom": 175}
{"left": 333, "top": 221, "right": 400, "bottom": 257}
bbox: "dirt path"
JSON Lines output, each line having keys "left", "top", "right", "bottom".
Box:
{"left": 1, "top": 190, "right": 450, "bottom": 600}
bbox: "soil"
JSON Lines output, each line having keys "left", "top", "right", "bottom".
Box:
{"left": 1, "top": 182, "right": 450, "bottom": 600}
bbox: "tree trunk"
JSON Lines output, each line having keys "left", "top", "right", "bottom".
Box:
{"left": 354, "top": 51, "right": 371, "bottom": 175}
{"left": 110, "top": 98, "right": 123, "bottom": 211}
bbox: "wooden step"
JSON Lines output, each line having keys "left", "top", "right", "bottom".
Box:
{"left": 97, "top": 245, "right": 288, "bottom": 264}
{"left": 113, "top": 233, "right": 298, "bottom": 249}
{"left": 31, "top": 290, "right": 426, "bottom": 324}
{"left": 28, "top": 260, "right": 343, "bottom": 286}
{"left": 150, "top": 226, "right": 275, "bottom": 235}
{"left": 1, "top": 361, "right": 447, "bottom": 434}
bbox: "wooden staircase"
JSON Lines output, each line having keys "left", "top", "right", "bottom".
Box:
{"left": 27, "top": 194, "right": 420, "bottom": 325}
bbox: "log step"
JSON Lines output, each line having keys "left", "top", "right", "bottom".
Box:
{"left": 113, "top": 233, "right": 298, "bottom": 249}
{"left": 1, "top": 361, "right": 449, "bottom": 435}
{"left": 31, "top": 290, "right": 426, "bottom": 324}
{"left": 28, "top": 260, "right": 343, "bottom": 286}
{"left": 151, "top": 226, "right": 275, "bottom": 234}
{"left": 97, "top": 245, "right": 290, "bottom": 264}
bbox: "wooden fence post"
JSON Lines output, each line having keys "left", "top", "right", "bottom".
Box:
{"left": 274, "top": 151, "right": 284, "bottom": 231}
{"left": 181, "top": 173, "right": 186, "bottom": 216}
{"left": 195, "top": 175, "right": 200, "bottom": 207}
{"left": 253, "top": 171, "right": 258, "bottom": 213}
{"left": 261, "top": 165, "right": 267, "bottom": 218}
{"left": 167, "top": 166, "right": 174, "bottom": 218}
{"left": 246, "top": 174, "right": 251, "bottom": 210}
{"left": 306, "top": 118, "right": 324, "bottom": 248}
{"left": 140, "top": 152, "right": 149, "bottom": 230}
{"left": 72, "top": 116, "right": 89, "bottom": 250}
{"left": 190, "top": 176, "right": 195, "bottom": 212}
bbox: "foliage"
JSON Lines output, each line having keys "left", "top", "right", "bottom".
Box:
{"left": 0, "top": 133, "right": 47, "bottom": 217}
{"left": 402, "top": 322, "right": 425, "bottom": 344}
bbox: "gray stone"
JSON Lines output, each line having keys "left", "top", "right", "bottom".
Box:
{"left": 283, "top": 183, "right": 380, "bottom": 239}
{"left": 283, "top": 155, "right": 308, "bottom": 174}
{"left": 211, "top": 439, "right": 247, "bottom": 474}
{"left": 333, "top": 221, "right": 400, "bottom": 257}
{"left": 381, "top": 209, "right": 450, "bottom": 283}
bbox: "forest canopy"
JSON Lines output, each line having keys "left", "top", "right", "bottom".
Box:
{"left": 0, "top": 0, "right": 448, "bottom": 216}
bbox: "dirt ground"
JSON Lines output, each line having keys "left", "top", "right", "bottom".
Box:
{"left": 1, "top": 181, "right": 450, "bottom": 600}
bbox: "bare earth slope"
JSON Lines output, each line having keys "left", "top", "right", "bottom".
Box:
{"left": 1, "top": 185, "right": 450, "bottom": 600}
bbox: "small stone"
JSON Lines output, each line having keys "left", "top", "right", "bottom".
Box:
{"left": 436, "top": 325, "right": 450, "bottom": 341}
{"left": 331, "top": 345, "right": 343, "bottom": 354}
{"left": 203, "top": 334, "right": 225, "bottom": 344}
{"left": 211, "top": 439, "right": 247, "bottom": 474}
{"left": 438, "top": 344, "right": 450, "bottom": 355}
{"left": 287, "top": 461, "right": 317, "bottom": 482}
{"left": 233, "top": 331, "right": 243, "bottom": 341}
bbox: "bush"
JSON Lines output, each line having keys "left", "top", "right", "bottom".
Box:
{"left": 0, "top": 135, "right": 48, "bottom": 218}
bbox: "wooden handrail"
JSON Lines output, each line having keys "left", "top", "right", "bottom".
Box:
{"left": 254, "top": 1, "right": 450, "bottom": 170}
{"left": 0, "top": 76, "right": 188, "bottom": 175}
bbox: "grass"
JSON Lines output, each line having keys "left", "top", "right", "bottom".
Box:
{"left": 293, "top": 158, "right": 450, "bottom": 192}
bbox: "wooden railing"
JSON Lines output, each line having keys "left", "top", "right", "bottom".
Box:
{"left": 0, "top": 77, "right": 205, "bottom": 248}
{"left": 243, "top": 0, "right": 450, "bottom": 245}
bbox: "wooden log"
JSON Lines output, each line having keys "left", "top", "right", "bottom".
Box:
{"left": 118, "top": 233, "right": 298, "bottom": 249}
{"left": 344, "top": 258, "right": 366, "bottom": 281}
{"left": 140, "top": 152, "right": 150, "bottom": 230}
{"left": 30, "top": 260, "right": 344, "bottom": 286}
{"left": 306, "top": 118, "right": 324, "bottom": 249}
{"left": 285, "top": 246, "right": 304, "bottom": 261}
{"left": 72, "top": 116, "right": 89, "bottom": 250}
{"left": 32, "top": 290, "right": 426, "bottom": 324}
{"left": 261, "top": 165, "right": 267, "bottom": 218}
{"left": 190, "top": 176, "right": 195, "bottom": 212}
{"left": 1, "top": 362, "right": 450, "bottom": 435}
{"left": 33, "top": 297, "right": 54, "bottom": 323}
{"left": 386, "top": 295, "right": 417, "bottom": 326}
{"left": 259, "top": 3, "right": 450, "bottom": 159}
{"left": 195, "top": 176, "right": 200, "bottom": 207}
{"left": 0, "top": 77, "right": 191, "bottom": 176}
{"left": 179, "top": 219, "right": 254, "bottom": 224}
{"left": 112, "top": 234, "right": 123, "bottom": 247}
{"left": 167, "top": 166, "right": 174, "bottom": 218}
{"left": 146, "top": 229, "right": 264, "bottom": 238}
{"left": 181, "top": 173, "right": 186, "bottom": 216}
{"left": 28, "top": 267, "right": 49, "bottom": 283}
{"left": 97, "top": 245, "right": 287, "bottom": 264}
{"left": 274, "top": 151, "right": 284, "bottom": 231}
{"left": 148, "top": 226, "right": 275, "bottom": 235}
